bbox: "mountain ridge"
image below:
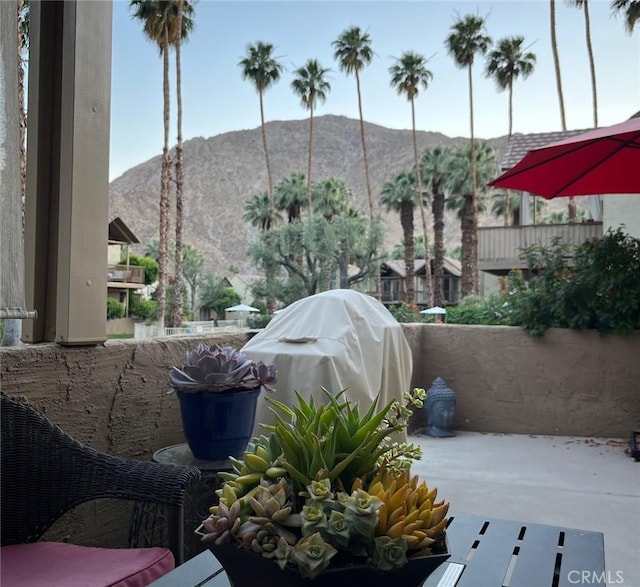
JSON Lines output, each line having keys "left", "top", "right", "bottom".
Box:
{"left": 109, "top": 114, "right": 508, "bottom": 275}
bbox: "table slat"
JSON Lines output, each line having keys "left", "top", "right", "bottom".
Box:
{"left": 456, "top": 517, "right": 522, "bottom": 587}
{"left": 507, "top": 524, "right": 560, "bottom": 587}
{"left": 148, "top": 550, "right": 230, "bottom": 587}
{"left": 558, "top": 529, "right": 606, "bottom": 587}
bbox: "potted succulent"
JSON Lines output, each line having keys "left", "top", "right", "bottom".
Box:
{"left": 169, "top": 343, "right": 277, "bottom": 461}
{"left": 197, "top": 388, "right": 451, "bottom": 586}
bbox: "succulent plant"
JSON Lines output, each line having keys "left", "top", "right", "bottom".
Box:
{"left": 169, "top": 343, "right": 277, "bottom": 393}
{"left": 369, "top": 465, "right": 450, "bottom": 556}
{"left": 198, "top": 387, "right": 450, "bottom": 579}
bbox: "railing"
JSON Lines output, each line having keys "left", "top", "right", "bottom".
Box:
{"left": 478, "top": 222, "right": 603, "bottom": 271}
{"left": 134, "top": 320, "right": 245, "bottom": 339}
{"left": 107, "top": 264, "right": 145, "bottom": 284}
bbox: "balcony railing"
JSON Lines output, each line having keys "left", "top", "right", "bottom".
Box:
{"left": 107, "top": 264, "right": 145, "bottom": 285}
{"left": 478, "top": 222, "right": 603, "bottom": 272}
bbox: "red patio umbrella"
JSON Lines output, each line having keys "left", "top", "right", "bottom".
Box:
{"left": 489, "top": 117, "right": 640, "bottom": 199}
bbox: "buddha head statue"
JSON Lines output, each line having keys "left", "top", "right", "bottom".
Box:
{"left": 424, "top": 377, "right": 456, "bottom": 438}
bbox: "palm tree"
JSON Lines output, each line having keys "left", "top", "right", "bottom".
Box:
{"left": 490, "top": 191, "right": 522, "bottom": 226}
{"left": 312, "top": 177, "right": 352, "bottom": 222}
{"left": 445, "top": 14, "right": 492, "bottom": 295}
{"left": 244, "top": 192, "right": 282, "bottom": 232}
{"left": 380, "top": 171, "right": 417, "bottom": 304}
{"left": 485, "top": 37, "right": 536, "bottom": 138}
{"left": 274, "top": 172, "right": 307, "bottom": 222}
{"left": 333, "top": 26, "right": 379, "bottom": 299}
{"left": 291, "top": 59, "right": 331, "bottom": 218}
{"left": 445, "top": 142, "right": 497, "bottom": 298}
{"left": 549, "top": 1, "right": 578, "bottom": 221}
{"left": 420, "top": 146, "right": 452, "bottom": 308}
{"left": 239, "top": 42, "right": 283, "bottom": 217}
{"left": 568, "top": 0, "right": 598, "bottom": 126}
{"left": 389, "top": 50, "right": 434, "bottom": 306}
{"left": 332, "top": 27, "right": 374, "bottom": 219}
{"left": 550, "top": 0, "right": 567, "bottom": 130}
{"left": 485, "top": 36, "right": 536, "bottom": 228}
{"left": 171, "top": 0, "right": 195, "bottom": 328}
{"left": 130, "top": 0, "right": 178, "bottom": 329}
{"left": 611, "top": 0, "right": 640, "bottom": 34}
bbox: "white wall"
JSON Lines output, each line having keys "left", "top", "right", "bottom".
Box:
{"left": 603, "top": 195, "right": 640, "bottom": 238}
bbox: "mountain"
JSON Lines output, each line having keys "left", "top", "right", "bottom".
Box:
{"left": 109, "top": 114, "right": 508, "bottom": 275}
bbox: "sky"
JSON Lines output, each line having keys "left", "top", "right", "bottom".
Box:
{"left": 109, "top": 0, "right": 639, "bottom": 181}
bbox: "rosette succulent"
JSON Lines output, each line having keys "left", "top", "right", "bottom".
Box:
{"left": 169, "top": 343, "right": 277, "bottom": 393}
{"left": 198, "top": 387, "right": 450, "bottom": 579}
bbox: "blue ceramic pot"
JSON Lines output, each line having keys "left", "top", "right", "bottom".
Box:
{"left": 176, "top": 387, "right": 261, "bottom": 461}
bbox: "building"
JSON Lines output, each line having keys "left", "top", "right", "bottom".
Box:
{"left": 107, "top": 217, "right": 145, "bottom": 317}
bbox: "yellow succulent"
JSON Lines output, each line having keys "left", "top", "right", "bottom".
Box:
{"left": 365, "top": 466, "right": 449, "bottom": 556}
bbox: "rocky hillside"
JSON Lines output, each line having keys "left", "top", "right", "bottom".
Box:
{"left": 109, "top": 115, "right": 508, "bottom": 274}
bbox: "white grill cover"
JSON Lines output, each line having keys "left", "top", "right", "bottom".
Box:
{"left": 241, "top": 289, "right": 413, "bottom": 438}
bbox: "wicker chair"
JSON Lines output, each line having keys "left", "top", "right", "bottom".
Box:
{"left": 0, "top": 393, "right": 201, "bottom": 586}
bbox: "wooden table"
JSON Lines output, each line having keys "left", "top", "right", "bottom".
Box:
{"left": 148, "top": 513, "right": 606, "bottom": 587}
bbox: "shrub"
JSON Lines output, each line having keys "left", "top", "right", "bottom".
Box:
{"left": 445, "top": 295, "right": 509, "bottom": 326}
{"left": 505, "top": 228, "right": 640, "bottom": 336}
{"left": 129, "top": 254, "right": 159, "bottom": 285}
{"left": 107, "top": 298, "right": 125, "bottom": 320}
{"left": 247, "top": 313, "right": 272, "bottom": 329}
{"left": 129, "top": 297, "right": 157, "bottom": 321}
{"left": 388, "top": 302, "right": 419, "bottom": 323}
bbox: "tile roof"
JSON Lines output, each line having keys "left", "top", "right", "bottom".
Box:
{"left": 383, "top": 257, "right": 461, "bottom": 278}
{"left": 501, "top": 128, "right": 591, "bottom": 170}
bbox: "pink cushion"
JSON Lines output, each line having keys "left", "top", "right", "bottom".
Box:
{"left": 0, "top": 542, "right": 175, "bottom": 587}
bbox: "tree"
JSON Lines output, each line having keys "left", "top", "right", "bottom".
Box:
{"left": 144, "top": 238, "right": 175, "bottom": 262}
{"left": 445, "top": 142, "right": 497, "bottom": 297}
{"left": 199, "top": 278, "right": 241, "bottom": 322}
{"left": 568, "top": 0, "right": 598, "bottom": 126}
{"left": 445, "top": 14, "right": 492, "bottom": 295}
{"left": 239, "top": 41, "right": 283, "bottom": 216}
{"left": 291, "top": 59, "right": 331, "bottom": 218}
{"left": 549, "top": 0, "right": 567, "bottom": 131}
{"left": 312, "top": 177, "right": 352, "bottom": 221}
{"left": 389, "top": 50, "right": 434, "bottom": 306}
{"left": 130, "top": 0, "right": 190, "bottom": 329}
{"left": 380, "top": 171, "right": 417, "bottom": 304}
{"left": 244, "top": 192, "right": 282, "bottom": 232}
{"left": 332, "top": 27, "right": 374, "bottom": 220}
{"left": 420, "top": 146, "right": 452, "bottom": 308}
{"left": 549, "top": 0, "right": 577, "bottom": 221}
{"left": 182, "top": 244, "right": 205, "bottom": 314}
{"left": 171, "top": 0, "right": 195, "bottom": 328}
{"left": 485, "top": 36, "right": 536, "bottom": 138}
{"left": 485, "top": 35, "right": 536, "bottom": 229}
{"left": 274, "top": 172, "right": 307, "bottom": 222}
{"left": 611, "top": 0, "right": 640, "bottom": 34}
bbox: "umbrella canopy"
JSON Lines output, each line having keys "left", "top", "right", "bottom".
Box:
{"left": 489, "top": 117, "right": 640, "bottom": 199}
{"left": 225, "top": 303, "right": 260, "bottom": 313}
{"left": 420, "top": 306, "right": 447, "bottom": 315}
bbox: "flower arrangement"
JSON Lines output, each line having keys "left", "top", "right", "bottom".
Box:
{"left": 198, "top": 388, "right": 450, "bottom": 580}
{"left": 169, "top": 343, "right": 277, "bottom": 393}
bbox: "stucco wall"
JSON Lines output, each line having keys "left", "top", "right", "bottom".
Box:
{"left": 1, "top": 325, "right": 637, "bottom": 448}
{"left": 1, "top": 326, "right": 638, "bottom": 552}
{"left": 403, "top": 324, "right": 640, "bottom": 438}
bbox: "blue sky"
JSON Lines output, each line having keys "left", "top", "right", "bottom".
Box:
{"left": 109, "top": 0, "right": 639, "bottom": 181}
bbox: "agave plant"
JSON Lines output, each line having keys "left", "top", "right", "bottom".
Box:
{"left": 199, "top": 387, "right": 450, "bottom": 579}
{"left": 169, "top": 343, "right": 277, "bottom": 393}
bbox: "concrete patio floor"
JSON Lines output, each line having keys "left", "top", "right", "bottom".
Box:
{"left": 409, "top": 431, "right": 639, "bottom": 587}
